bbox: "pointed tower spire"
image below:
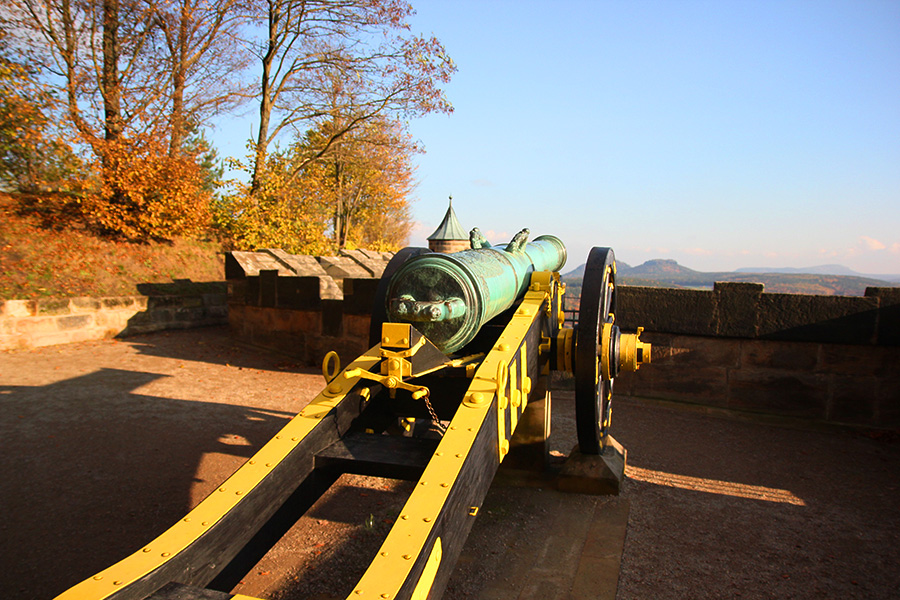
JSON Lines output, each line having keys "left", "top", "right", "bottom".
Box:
{"left": 427, "top": 197, "right": 469, "bottom": 253}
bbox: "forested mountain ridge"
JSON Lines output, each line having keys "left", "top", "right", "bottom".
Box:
{"left": 561, "top": 258, "right": 897, "bottom": 296}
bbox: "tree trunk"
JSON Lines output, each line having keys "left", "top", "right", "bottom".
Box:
{"left": 168, "top": 0, "right": 190, "bottom": 157}
{"left": 101, "top": 0, "right": 123, "bottom": 206}
{"left": 101, "top": 0, "right": 122, "bottom": 145}
{"left": 251, "top": 0, "right": 278, "bottom": 193}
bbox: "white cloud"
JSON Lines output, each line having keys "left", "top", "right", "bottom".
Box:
{"left": 684, "top": 247, "right": 714, "bottom": 256}
{"left": 891, "top": 242, "right": 900, "bottom": 255}
{"left": 483, "top": 229, "right": 509, "bottom": 243}
{"left": 861, "top": 236, "right": 886, "bottom": 251}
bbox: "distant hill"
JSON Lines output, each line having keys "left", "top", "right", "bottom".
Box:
{"left": 562, "top": 260, "right": 631, "bottom": 281}
{"left": 561, "top": 258, "right": 898, "bottom": 296}
{"left": 736, "top": 264, "right": 900, "bottom": 283}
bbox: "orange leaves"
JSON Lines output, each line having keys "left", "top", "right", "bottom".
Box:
{"left": 83, "top": 138, "right": 212, "bottom": 240}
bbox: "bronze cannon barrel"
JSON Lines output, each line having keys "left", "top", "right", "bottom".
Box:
{"left": 385, "top": 234, "right": 567, "bottom": 353}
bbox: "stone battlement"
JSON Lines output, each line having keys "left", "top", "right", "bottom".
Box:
{"left": 227, "top": 256, "right": 900, "bottom": 429}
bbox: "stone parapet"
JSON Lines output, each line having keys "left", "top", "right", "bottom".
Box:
{"left": 0, "top": 292, "right": 227, "bottom": 350}
{"left": 226, "top": 252, "right": 899, "bottom": 429}
{"left": 618, "top": 283, "right": 898, "bottom": 346}
{"left": 613, "top": 332, "right": 900, "bottom": 428}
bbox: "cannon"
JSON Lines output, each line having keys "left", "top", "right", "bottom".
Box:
{"left": 57, "top": 229, "right": 650, "bottom": 600}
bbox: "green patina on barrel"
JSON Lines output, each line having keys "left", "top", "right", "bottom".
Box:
{"left": 386, "top": 234, "right": 567, "bottom": 353}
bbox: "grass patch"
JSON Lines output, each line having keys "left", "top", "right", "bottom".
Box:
{"left": 0, "top": 193, "right": 225, "bottom": 300}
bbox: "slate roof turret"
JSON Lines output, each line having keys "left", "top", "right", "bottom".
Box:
{"left": 427, "top": 199, "right": 467, "bottom": 241}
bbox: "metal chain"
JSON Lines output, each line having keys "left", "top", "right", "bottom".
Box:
{"left": 421, "top": 391, "right": 447, "bottom": 434}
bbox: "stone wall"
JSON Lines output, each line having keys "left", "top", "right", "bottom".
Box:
{"left": 0, "top": 292, "right": 228, "bottom": 350}
{"left": 613, "top": 283, "right": 900, "bottom": 428}
{"left": 227, "top": 253, "right": 900, "bottom": 429}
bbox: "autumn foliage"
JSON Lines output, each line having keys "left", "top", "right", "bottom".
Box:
{"left": 2, "top": 0, "right": 454, "bottom": 252}
{"left": 86, "top": 139, "right": 212, "bottom": 240}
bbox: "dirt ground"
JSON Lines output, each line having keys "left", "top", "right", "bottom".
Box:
{"left": 2, "top": 326, "right": 899, "bottom": 600}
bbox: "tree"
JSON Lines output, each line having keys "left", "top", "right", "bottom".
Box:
{"left": 213, "top": 150, "right": 332, "bottom": 254}
{"left": 247, "top": 0, "right": 454, "bottom": 192}
{"left": 0, "top": 25, "right": 84, "bottom": 192}
{"left": 294, "top": 116, "right": 417, "bottom": 250}
{"left": 7, "top": 0, "right": 239, "bottom": 239}
{"left": 155, "top": 0, "right": 248, "bottom": 157}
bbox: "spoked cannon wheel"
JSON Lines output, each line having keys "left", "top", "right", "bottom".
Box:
{"left": 574, "top": 247, "right": 617, "bottom": 454}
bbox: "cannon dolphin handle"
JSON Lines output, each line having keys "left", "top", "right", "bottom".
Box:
{"left": 385, "top": 233, "right": 567, "bottom": 353}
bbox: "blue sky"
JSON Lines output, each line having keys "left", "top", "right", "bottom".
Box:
{"left": 213, "top": 0, "right": 900, "bottom": 275}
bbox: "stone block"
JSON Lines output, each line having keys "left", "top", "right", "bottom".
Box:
{"left": 344, "top": 313, "right": 372, "bottom": 340}
{"left": 875, "top": 376, "right": 900, "bottom": 427}
{"left": 557, "top": 437, "right": 626, "bottom": 496}
{"left": 276, "top": 277, "right": 324, "bottom": 310}
{"left": 181, "top": 296, "right": 204, "bottom": 308}
{"left": 617, "top": 286, "right": 716, "bottom": 336}
{"left": 319, "top": 276, "right": 342, "bottom": 300}
{"left": 342, "top": 278, "right": 379, "bottom": 314}
{"left": 29, "top": 332, "right": 70, "bottom": 348}
{"left": 727, "top": 369, "right": 828, "bottom": 418}
{"left": 318, "top": 256, "right": 371, "bottom": 280}
{"left": 132, "top": 296, "right": 149, "bottom": 311}
{"left": 261, "top": 248, "right": 327, "bottom": 276}
{"left": 15, "top": 316, "right": 57, "bottom": 335}
{"left": 226, "top": 250, "right": 294, "bottom": 278}
{"left": 646, "top": 364, "right": 729, "bottom": 406}
{"left": 322, "top": 299, "right": 343, "bottom": 337}
{"left": 57, "top": 314, "right": 93, "bottom": 331}
{"left": 340, "top": 248, "right": 390, "bottom": 278}
{"left": 740, "top": 339, "right": 819, "bottom": 371}
{"left": 36, "top": 298, "right": 72, "bottom": 316}
{"left": 174, "top": 307, "right": 205, "bottom": 323}
{"left": 758, "top": 293, "right": 878, "bottom": 345}
{"left": 207, "top": 305, "right": 228, "bottom": 320}
{"left": 71, "top": 297, "right": 101, "bottom": 311}
{"left": 202, "top": 293, "right": 227, "bottom": 307}
{"left": 818, "top": 344, "right": 894, "bottom": 377}
{"left": 102, "top": 296, "right": 134, "bottom": 310}
{"left": 655, "top": 335, "right": 740, "bottom": 368}
{"left": 714, "top": 282, "right": 763, "bottom": 337}
{"left": 1, "top": 299, "right": 36, "bottom": 317}
{"left": 865, "top": 287, "right": 900, "bottom": 346}
{"left": 259, "top": 269, "right": 278, "bottom": 307}
{"left": 827, "top": 376, "right": 878, "bottom": 425}
{"left": 147, "top": 296, "right": 184, "bottom": 309}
